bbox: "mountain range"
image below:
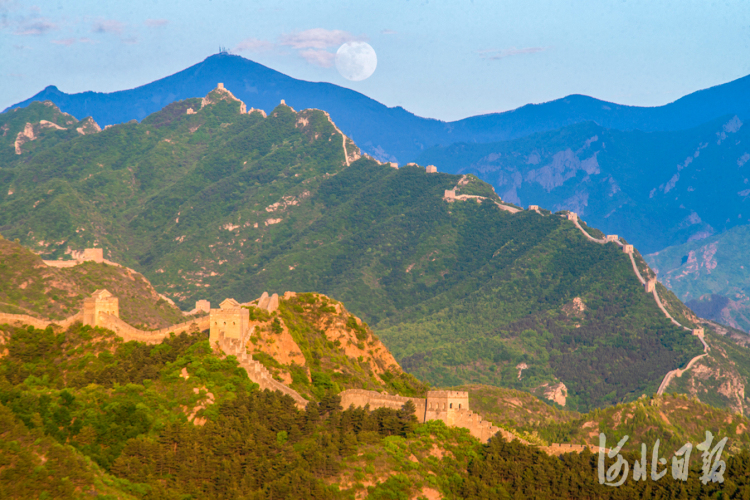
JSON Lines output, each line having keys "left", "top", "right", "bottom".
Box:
{"left": 8, "top": 53, "right": 750, "bottom": 164}
{"left": 9, "top": 54, "right": 750, "bottom": 335}
{"left": 5, "top": 69, "right": 750, "bottom": 497}
{"left": 0, "top": 90, "right": 711, "bottom": 412}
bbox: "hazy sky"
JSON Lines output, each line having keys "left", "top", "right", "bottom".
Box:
{"left": 2, "top": 0, "right": 750, "bottom": 121}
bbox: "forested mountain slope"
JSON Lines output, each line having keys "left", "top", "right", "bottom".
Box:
{"left": 2, "top": 320, "right": 749, "bottom": 499}
{"left": 0, "top": 93, "right": 713, "bottom": 411}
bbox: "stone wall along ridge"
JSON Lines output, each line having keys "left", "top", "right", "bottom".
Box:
{"left": 221, "top": 337, "right": 308, "bottom": 409}
{"left": 561, "top": 212, "right": 710, "bottom": 396}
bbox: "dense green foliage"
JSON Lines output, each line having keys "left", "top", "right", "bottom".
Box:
{"left": 0, "top": 324, "right": 254, "bottom": 472}
{"left": 457, "top": 434, "right": 750, "bottom": 500}
{"left": 0, "top": 98, "right": 706, "bottom": 411}
{"left": 0, "top": 322, "right": 748, "bottom": 499}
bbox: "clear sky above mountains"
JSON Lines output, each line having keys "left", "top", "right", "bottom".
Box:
{"left": 2, "top": 0, "right": 750, "bottom": 121}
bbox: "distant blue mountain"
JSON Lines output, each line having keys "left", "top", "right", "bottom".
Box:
{"left": 8, "top": 53, "right": 750, "bottom": 163}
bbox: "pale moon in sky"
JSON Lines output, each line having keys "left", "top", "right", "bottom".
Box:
{"left": 335, "top": 42, "right": 377, "bottom": 81}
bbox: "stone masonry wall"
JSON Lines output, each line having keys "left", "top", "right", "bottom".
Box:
{"left": 339, "top": 389, "right": 503, "bottom": 442}
{"left": 340, "top": 389, "right": 427, "bottom": 422}
{"left": 0, "top": 311, "right": 82, "bottom": 330}
{"left": 98, "top": 313, "right": 210, "bottom": 344}
{"left": 220, "top": 337, "right": 308, "bottom": 409}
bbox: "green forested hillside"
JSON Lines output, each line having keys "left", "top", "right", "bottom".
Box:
{"left": 2, "top": 323, "right": 749, "bottom": 500}
{"left": 0, "top": 96, "right": 705, "bottom": 411}
{"left": 0, "top": 237, "right": 187, "bottom": 328}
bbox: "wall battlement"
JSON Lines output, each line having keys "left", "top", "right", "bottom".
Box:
{"left": 338, "top": 389, "right": 494, "bottom": 440}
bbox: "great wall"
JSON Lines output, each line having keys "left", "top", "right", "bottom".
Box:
{"left": 4, "top": 85, "right": 707, "bottom": 451}
{"left": 442, "top": 175, "right": 709, "bottom": 396}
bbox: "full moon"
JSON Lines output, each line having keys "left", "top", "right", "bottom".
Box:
{"left": 335, "top": 42, "right": 377, "bottom": 82}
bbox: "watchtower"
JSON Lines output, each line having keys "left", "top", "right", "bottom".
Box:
{"left": 82, "top": 248, "right": 104, "bottom": 263}
{"left": 209, "top": 298, "right": 249, "bottom": 345}
{"left": 645, "top": 278, "right": 657, "bottom": 293}
{"left": 426, "top": 165, "right": 437, "bottom": 173}
{"left": 566, "top": 212, "right": 578, "bottom": 221}
{"left": 425, "top": 390, "right": 469, "bottom": 425}
{"left": 605, "top": 235, "right": 619, "bottom": 243}
{"left": 83, "top": 289, "right": 119, "bottom": 327}
{"left": 194, "top": 300, "right": 211, "bottom": 313}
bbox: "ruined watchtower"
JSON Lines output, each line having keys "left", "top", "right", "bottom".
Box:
{"left": 83, "top": 289, "right": 119, "bottom": 327}
{"left": 209, "top": 298, "right": 249, "bottom": 345}
{"left": 82, "top": 248, "right": 104, "bottom": 263}
{"left": 425, "top": 390, "right": 470, "bottom": 425}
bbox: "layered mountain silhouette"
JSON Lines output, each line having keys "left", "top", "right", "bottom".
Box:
{"left": 8, "top": 53, "right": 750, "bottom": 163}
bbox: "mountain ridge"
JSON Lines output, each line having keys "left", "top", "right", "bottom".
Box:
{"left": 8, "top": 53, "right": 750, "bottom": 163}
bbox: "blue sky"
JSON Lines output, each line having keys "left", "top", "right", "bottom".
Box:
{"left": 2, "top": 0, "right": 750, "bottom": 121}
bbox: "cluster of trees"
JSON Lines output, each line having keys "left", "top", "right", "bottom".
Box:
{"left": 2, "top": 323, "right": 749, "bottom": 499}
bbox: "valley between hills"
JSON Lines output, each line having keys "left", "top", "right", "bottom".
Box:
{"left": 3, "top": 84, "right": 750, "bottom": 498}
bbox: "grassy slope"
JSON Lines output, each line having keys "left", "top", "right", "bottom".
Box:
{"left": 0, "top": 238, "right": 188, "bottom": 328}
{"left": 666, "top": 328, "right": 750, "bottom": 415}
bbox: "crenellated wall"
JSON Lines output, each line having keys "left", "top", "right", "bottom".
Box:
{"left": 220, "top": 336, "right": 308, "bottom": 409}
{"left": 98, "top": 313, "right": 209, "bottom": 344}
{"left": 340, "top": 389, "right": 426, "bottom": 421}
{"left": 337, "top": 389, "right": 502, "bottom": 442}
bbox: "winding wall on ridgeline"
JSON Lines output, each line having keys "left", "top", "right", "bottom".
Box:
{"left": 442, "top": 178, "right": 709, "bottom": 396}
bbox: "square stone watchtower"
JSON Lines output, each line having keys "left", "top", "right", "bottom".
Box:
{"left": 194, "top": 300, "right": 211, "bottom": 313}
{"left": 645, "top": 278, "right": 657, "bottom": 293}
{"left": 426, "top": 165, "right": 437, "bottom": 173}
{"left": 82, "top": 248, "right": 104, "bottom": 263}
{"left": 209, "top": 298, "right": 250, "bottom": 345}
{"left": 83, "top": 289, "right": 119, "bottom": 327}
{"left": 623, "top": 245, "right": 634, "bottom": 254}
{"left": 425, "top": 390, "right": 469, "bottom": 425}
{"left": 605, "top": 235, "right": 619, "bottom": 243}
{"left": 566, "top": 212, "right": 578, "bottom": 221}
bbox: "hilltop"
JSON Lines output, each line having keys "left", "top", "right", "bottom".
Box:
{"left": 0, "top": 236, "right": 187, "bottom": 328}
{"left": 8, "top": 53, "right": 750, "bottom": 163}
{"left": 237, "top": 291, "right": 428, "bottom": 401}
